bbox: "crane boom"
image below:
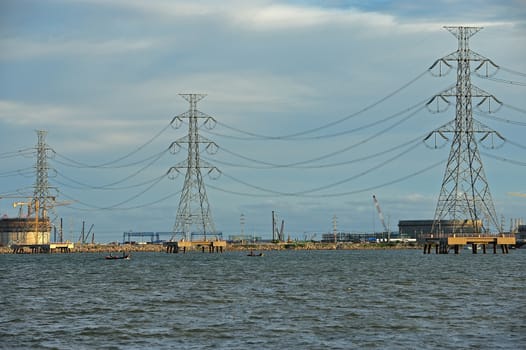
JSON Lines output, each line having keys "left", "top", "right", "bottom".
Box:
{"left": 373, "top": 195, "right": 389, "bottom": 233}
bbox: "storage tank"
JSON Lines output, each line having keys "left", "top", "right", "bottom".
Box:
{"left": 0, "top": 217, "right": 51, "bottom": 246}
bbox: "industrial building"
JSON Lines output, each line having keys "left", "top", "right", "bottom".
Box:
{"left": 516, "top": 225, "right": 526, "bottom": 247}
{"left": 0, "top": 217, "right": 51, "bottom": 246}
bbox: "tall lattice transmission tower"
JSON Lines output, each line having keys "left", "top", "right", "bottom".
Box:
{"left": 426, "top": 26, "right": 503, "bottom": 235}
{"left": 33, "top": 130, "right": 56, "bottom": 222}
{"left": 169, "top": 94, "right": 219, "bottom": 241}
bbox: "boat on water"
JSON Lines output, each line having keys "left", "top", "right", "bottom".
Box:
{"left": 105, "top": 253, "right": 130, "bottom": 260}
{"left": 247, "top": 250, "right": 264, "bottom": 257}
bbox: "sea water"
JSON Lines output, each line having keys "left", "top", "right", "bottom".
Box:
{"left": 1, "top": 249, "right": 524, "bottom": 349}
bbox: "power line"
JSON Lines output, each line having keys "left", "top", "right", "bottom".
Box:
{"left": 480, "top": 151, "right": 526, "bottom": 166}
{"left": 52, "top": 170, "right": 167, "bottom": 190}
{"left": 477, "top": 75, "right": 526, "bottom": 86}
{"left": 50, "top": 121, "right": 172, "bottom": 168}
{"left": 205, "top": 134, "right": 427, "bottom": 169}
{"left": 504, "top": 103, "right": 526, "bottom": 115}
{"left": 207, "top": 159, "right": 446, "bottom": 198}
{"left": 0, "top": 148, "right": 35, "bottom": 160}
{"left": 57, "top": 173, "right": 168, "bottom": 210}
{"left": 53, "top": 148, "right": 169, "bottom": 169}
{"left": 204, "top": 97, "right": 429, "bottom": 141}
{"left": 210, "top": 69, "right": 430, "bottom": 140}
{"left": 62, "top": 189, "right": 182, "bottom": 212}
{"left": 216, "top": 104, "right": 426, "bottom": 169}
{"left": 499, "top": 66, "right": 526, "bottom": 78}
{"left": 219, "top": 139, "right": 425, "bottom": 196}
{"left": 475, "top": 111, "right": 526, "bottom": 126}
{"left": 52, "top": 149, "right": 168, "bottom": 189}
{"left": 504, "top": 138, "right": 526, "bottom": 150}
{"left": 0, "top": 167, "right": 35, "bottom": 178}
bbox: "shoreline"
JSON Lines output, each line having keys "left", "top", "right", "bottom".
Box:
{"left": 0, "top": 241, "right": 421, "bottom": 254}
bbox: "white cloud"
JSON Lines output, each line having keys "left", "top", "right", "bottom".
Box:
{"left": 0, "top": 100, "right": 165, "bottom": 153}
{"left": 0, "top": 100, "right": 73, "bottom": 126}
{"left": 0, "top": 37, "right": 160, "bottom": 61}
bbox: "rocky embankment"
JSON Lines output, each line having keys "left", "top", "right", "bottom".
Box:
{"left": 0, "top": 241, "right": 420, "bottom": 254}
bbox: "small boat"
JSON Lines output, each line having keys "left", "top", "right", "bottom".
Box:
{"left": 247, "top": 251, "right": 264, "bottom": 257}
{"left": 105, "top": 253, "right": 130, "bottom": 260}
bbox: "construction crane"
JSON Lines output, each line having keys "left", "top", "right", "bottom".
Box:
{"left": 373, "top": 195, "right": 390, "bottom": 242}
{"left": 13, "top": 201, "right": 32, "bottom": 217}
{"left": 272, "top": 211, "right": 285, "bottom": 242}
{"left": 508, "top": 192, "right": 526, "bottom": 197}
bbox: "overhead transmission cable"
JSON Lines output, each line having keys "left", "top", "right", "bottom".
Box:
{"left": 504, "top": 103, "right": 526, "bottom": 115}
{"left": 499, "top": 66, "right": 526, "bottom": 78}
{"left": 51, "top": 148, "right": 169, "bottom": 189}
{"left": 503, "top": 138, "right": 526, "bottom": 150}
{"left": 211, "top": 69, "right": 430, "bottom": 140}
{"left": 57, "top": 172, "right": 168, "bottom": 210}
{"left": 205, "top": 96, "right": 430, "bottom": 141}
{"left": 205, "top": 133, "right": 427, "bottom": 169}
{"left": 475, "top": 111, "right": 526, "bottom": 127}
{"left": 0, "top": 148, "right": 35, "bottom": 160}
{"left": 52, "top": 170, "right": 168, "bottom": 190}
{"left": 63, "top": 188, "right": 182, "bottom": 212}
{"left": 207, "top": 159, "right": 446, "bottom": 198}
{"left": 0, "top": 187, "right": 36, "bottom": 197}
{"left": 216, "top": 103, "right": 427, "bottom": 168}
{"left": 54, "top": 148, "right": 169, "bottom": 169}
{"left": 52, "top": 120, "right": 173, "bottom": 168}
{"left": 480, "top": 151, "right": 526, "bottom": 166}
{"left": 477, "top": 75, "right": 526, "bottom": 86}
{"left": 0, "top": 167, "right": 35, "bottom": 178}
{"left": 219, "top": 138, "right": 425, "bottom": 196}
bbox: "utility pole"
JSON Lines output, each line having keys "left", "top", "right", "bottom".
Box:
{"left": 425, "top": 26, "right": 502, "bottom": 235}
{"left": 332, "top": 214, "right": 338, "bottom": 243}
{"left": 272, "top": 211, "right": 276, "bottom": 242}
{"left": 240, "top": 213, "right": 245, "bottom": 238}
{"left": 169, "top": 94, "right": 219, "bottom": 241}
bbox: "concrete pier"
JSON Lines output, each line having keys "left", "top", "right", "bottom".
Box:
{"left": 423, "top": 235, "right": 515, "bottom": 254}
{"left": 11, "top": 242, "right": 74, "bottom": 254}
{"left": 164, "top": 240, "right": 226, "bottom": 254}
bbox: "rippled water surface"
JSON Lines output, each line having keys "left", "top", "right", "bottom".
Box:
{"left": 1, "top": 249, "right": 524, "bottom": 349}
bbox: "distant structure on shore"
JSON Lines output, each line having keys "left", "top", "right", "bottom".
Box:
{"left": 0, "top": 217, "right": 51, "bottom": 246}
{"left": 0, "top": 130, "right": 56, "bottom": 247}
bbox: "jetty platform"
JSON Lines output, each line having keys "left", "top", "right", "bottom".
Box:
{"left": 423, "top": 235, "right": 515, "bottom": 254}
{"left": 11, "top": 242, "right": 74, "bottom": 254}
{"left": 164, "top": 240, "right": 226, "bottom": 253}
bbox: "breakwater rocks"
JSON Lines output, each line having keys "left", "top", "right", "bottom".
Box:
{"left": 0, "top": 241, "right": 420, "bottom": 254}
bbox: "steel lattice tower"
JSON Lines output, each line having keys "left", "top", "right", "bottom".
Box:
{"left": 428, "top": 26, "right": 500, "bottom": 235}
{"left": 169, "top": 94, "right": 219, "bottom": 241}
{"left": 33, "top": 130, "right": 55, "bottom": 221}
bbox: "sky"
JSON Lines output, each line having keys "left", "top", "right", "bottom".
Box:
{"left": 1, "top": 0, "right": 525, "bottom": 242}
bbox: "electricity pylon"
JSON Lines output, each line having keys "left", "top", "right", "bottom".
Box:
{"left": 33, "top": 130, "right": 56, "bottom": 221}
{"left": 425, "top": 26, "right": 503, "bottom": 235}
{"left": 29, "top": 130, "right": 56, "bottom": 243}
{"left": 168, "top": 94, "right": 219, "bottom": 241}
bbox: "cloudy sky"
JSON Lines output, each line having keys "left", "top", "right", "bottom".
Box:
{"left": 1, "top": 0, "right": 525, "bottom": 242}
